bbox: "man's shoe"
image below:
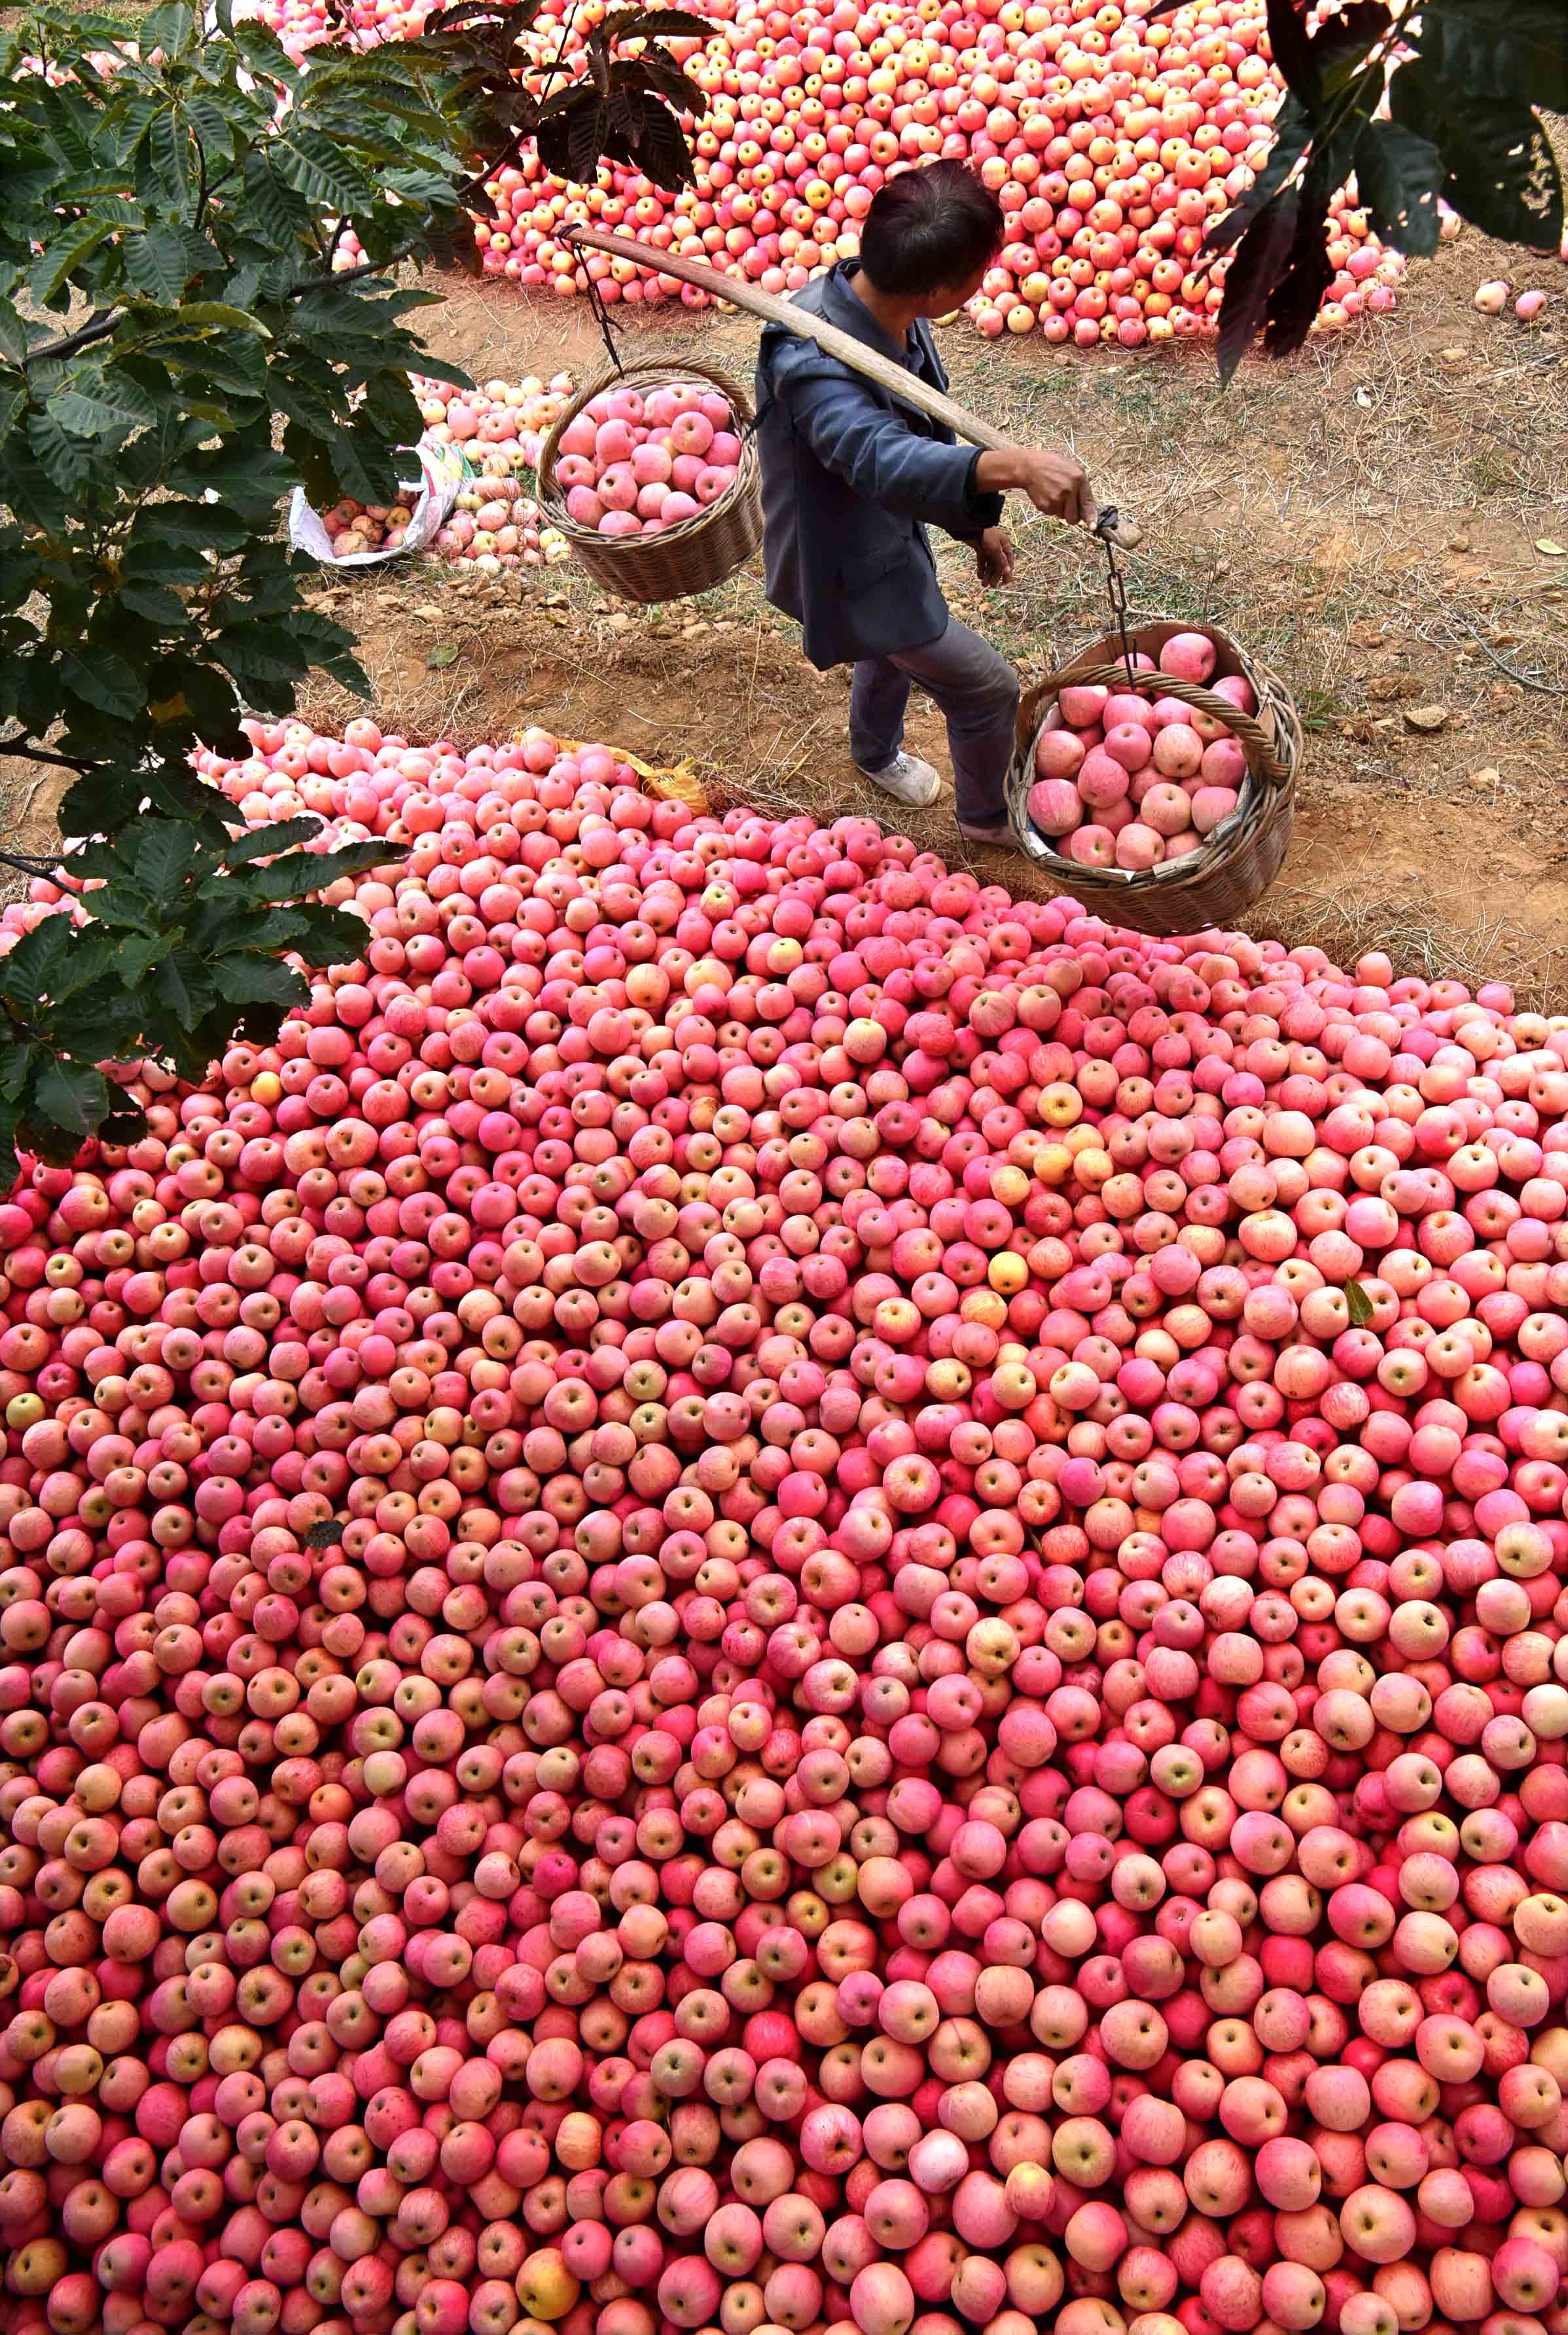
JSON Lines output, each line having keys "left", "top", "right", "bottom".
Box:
{"left": 957, "top": 819, "right": 1026, "bottom": 852}
{"left": 854, "top": 750, "right": 943, "bottom": 809}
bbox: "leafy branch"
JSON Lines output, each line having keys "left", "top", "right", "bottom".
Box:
{"left": 0, "top": 817, "right": 390, "bottom": 1160}
{"left": 1183, "top": 0, "right": 1568, "bottom": 384}
{"left": 0, "top": 0, "right": 709, "bottom": 1163}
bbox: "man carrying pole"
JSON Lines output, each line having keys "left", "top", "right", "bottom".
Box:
{"left": 755, "top": 160, "right": 1099, "bottom": 850}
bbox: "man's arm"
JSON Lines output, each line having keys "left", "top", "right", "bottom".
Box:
{"left": 974, "top": 444, "right": 1097, "bottom": 528}
{"left": 775, "top": 351, "right": 1001, "bottom": 541}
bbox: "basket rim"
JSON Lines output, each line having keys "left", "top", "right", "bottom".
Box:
{"left": 1006, "top": 614, "right": 1302, "bottom": 895}
{"left": 537, "top": 354, "right": 760, "bottom": 562}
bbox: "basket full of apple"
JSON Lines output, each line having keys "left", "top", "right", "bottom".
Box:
{"left": 537, "top": 359, "right": 762, "bottom": 604}
{"left": 1003, "top": 612, "right": 1304, "bottom": 933}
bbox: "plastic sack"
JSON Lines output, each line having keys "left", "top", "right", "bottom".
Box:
{"left": 287, "top": 437, "right": 465, "bottom": 569}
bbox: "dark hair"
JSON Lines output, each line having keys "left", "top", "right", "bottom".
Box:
{"left": 857, "top": 162, "right": 1004, "bottom": 297}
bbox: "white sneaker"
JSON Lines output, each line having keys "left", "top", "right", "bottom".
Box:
{"left": 854, "top": 750, "right": 943, "bottom": 808}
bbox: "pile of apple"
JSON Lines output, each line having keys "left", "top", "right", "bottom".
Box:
{"left": 412, "top": 371, "right": 577, "bottom": 474}
{"left": 435, "top": 477, "right": 572, "bottom": 571}
{"left": 1026, "top": 630, "right": 1253, "bottom": 872}
{"left": 310, "top": 372, "right": 579, "bottom": 571}
{"left": 315, "top": 481, "right": 567, "bottom": 572}
{"left": 316, "top": 494, "right": 420, "bottom": 560}
{"left": 243, "top": 0, "right": 1406, "bottom": 346}
{"left": 551, "top": 378, "right": 743, "bottom": 538}
{"left": 13, "top": 708, "right": 1568, "bottom": 2335}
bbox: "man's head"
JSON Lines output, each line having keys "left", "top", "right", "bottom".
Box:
{"left": 857, "top": 161, "right": 1005, "bottom": 313}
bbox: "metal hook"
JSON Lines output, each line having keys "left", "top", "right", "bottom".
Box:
{"left": 1092, "top": 507, "right": 1137, "bottom": 689}
{"left": 580, "top": 242, "right": 625, "bottom": 378}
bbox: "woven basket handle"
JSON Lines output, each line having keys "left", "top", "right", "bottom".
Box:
{"left": 1033, "top": 659, "right": 1288, "bottom": 786}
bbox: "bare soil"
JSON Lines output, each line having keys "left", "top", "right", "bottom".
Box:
{"left": 8, "top": 227, "right": 1567, "bottom": 998}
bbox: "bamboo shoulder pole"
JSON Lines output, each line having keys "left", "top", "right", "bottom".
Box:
{"left": 562, "top": 223, "right": 1142, "bottom": 551}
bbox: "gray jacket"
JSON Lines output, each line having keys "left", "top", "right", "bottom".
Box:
{"left": 755, "top": 262, "right": 1004, "bottom": 670}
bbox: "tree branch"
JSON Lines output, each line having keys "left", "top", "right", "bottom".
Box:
{"left": 0, "top": 738, "right": 94, "bottom": 774}
{"left": 18, "top": 235, "right": 423, "bottom": 367}
{"left": 193, "top": 128, "right": 211, "bottom": 233}
{"left": 291, "top": 236, "right": 422, "bottom": 291}
{"left": 19, "top": 308, "right": 122, "bottom": 371}
{"left": 456, "top": 122, "right": 537, "bottom": 211}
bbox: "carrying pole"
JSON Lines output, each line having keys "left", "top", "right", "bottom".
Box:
{"left": 562, "top": 223, "right": 1143, "bottom": 551}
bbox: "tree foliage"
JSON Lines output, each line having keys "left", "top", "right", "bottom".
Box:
{"left": 0, "top": 0, "right": 705, "bottom": 1162}
{"left": 1193, "top": 0, "right": 1567, "bottom": 383}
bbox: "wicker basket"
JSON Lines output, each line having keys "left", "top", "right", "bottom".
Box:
{"left": 1003, "top": 615, "right": 1303, "bottom": 937}
{"left": 537, "top": 356, "right": 763, "bottom": 606}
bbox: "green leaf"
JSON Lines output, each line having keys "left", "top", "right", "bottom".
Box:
{"left": 223, "top": 816, "right": 325, "bottom": 865}
{"left": 33, "top": 1056, "right": 111, "bottom": 1142}
{"left": 0, "top": 1038, "right": 42, "bottom": 1106}
{"left": 158, "top": 946, "right": 218, "bottom": 1025}
{"left": 214, "top": 953, "right": 308, "bottom": 1005}
{"left": 241, "top": 839, "right": 389, "bottom": 901}
{"left": 1302, "top": 3, "right": 1391, "bottom": 101}
{"left": 30, "top": 223, "right": 115, "bottom": 308}
{"left": 1344, "top": 1279, "right": 1374, "bottom": 1328}
{"left": 128, "top": 501, "right": 249, "bottom": 553}
{"left": 243, "top": 151, "right": 313, "bottom": 245}
{"left": 568, "top": 92, "right": 611, "bottom": 184}
{"left": 48, "top": 374, "right": 159, "bottom": 439}
{"left": 428, "top": 644, "right": 459, "bottom": 669}
{"left": 1263, "top": 0, "right": 1313, "bottom": 94}
{"left": 1216, "top": 189, "right": 1304, "bottom": 386}
{"left": 118, "top": 581, "right": 190, "bottom": 626}
{"left": 113, "top": 937, "right": 168, "bottom": 986}
{"left": 148, "top": 107, "right": 198, "bottom": 219}
{"left": 58, "top": 757, "right": 226, "bottom": 844}
{"left": 0, "top": 388, "right": 26, "bottom": 448}
{"left": 150, "top": 300, "right": 274, "bottom": 342}
{"left": 1353, "top": 120, "right": 1443, "bottom": 259}
{"left": 0, "top": 920, "right": 117, "bottom": 1012}
{"left": 1206, "top": 94, "right": 1313, "bottom": 257}
{"left": 185, "top": 96, "right": 237, "bottom": 164}
{"left": 132, "top": 821, "right": 202, "bottom": 909}
{"left": 141, "top": 3, "right": 199, "bottom": 60}
{"left": 1258, "top": 154, "right": 1339, "bottom": 359}
{"left": 613, "top": 87, "right": 697, "bottom": 190}
{"left": 1419, "top": 0, "right": 1568, "bottom": 115}
{"left": 1392, "top": 72, "right": 1565, "bottom": 249}
{"left": 123, "top": 224, "right": 194, "bottom": 306}
{"left": 57, "top": 649, "right": 141, "bottom": 721}
{"left": 273, "top": 139, "right": 375, "bottom": 217}
{"left": 618, "top": 48, "right": 707, "bottom": 120}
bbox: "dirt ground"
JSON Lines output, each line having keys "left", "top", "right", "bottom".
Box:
{"left": 9, "top": 226, "right": 1567, "bottom": 998}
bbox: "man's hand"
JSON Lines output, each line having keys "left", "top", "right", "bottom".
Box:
{"left": 975, "top": 444, "right": 1097, "bottom": 528}
{"left": 976, "top": 528, "right": 1014, "bottom": 587}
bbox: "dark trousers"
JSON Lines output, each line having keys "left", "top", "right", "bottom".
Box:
{"left": 849, "top": 615, "right": 1020, "bottom": 828}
